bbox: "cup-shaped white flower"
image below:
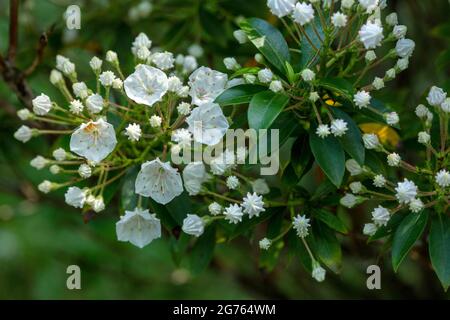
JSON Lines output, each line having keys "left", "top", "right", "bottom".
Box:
{"left": 124, "top": 64, "right": 168, "bottom": 107}
{"left": 188, "top": 67, "right": 228, "bottom": 106}
{"left": 182, "top": 214, "right": 205, "bottom": 237}
{"left": 70, "top": 118, "right": 117, "bottom": 163}
{"left": 116, "top": 207, "right": 161, "bottom": 248}
{"left": 186, "top": 103, "right": 229, "bottom": 146}
{"left": 135, "top": 158, "right": 183, "bottom": 204}
{"left": 182, "top": 162, "right": 207, "bottom": 196}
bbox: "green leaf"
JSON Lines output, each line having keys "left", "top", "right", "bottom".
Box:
{"left": 391, "top": 212, "right": 428, "bottom": 272}
{"left": 229, "top": 67, "right": 260, "bottom": 79}
{"left": 429, "top": 215, "right": 450, "bottom": 290}
{"left": 248, "top": 90, "right": 290, "bottom": 130}
{"left": 259, "top": 213, "right": 285, "bottom": 271}
{"left": 309, "top": 125, "right": 345, "bottom": 187}
{"left": 189, "top": 225, "right": 216, "bottom": 275}
{"left": 300, "top": 16, "right": 324, "bottom": 68}
{"left": 214, "top": 84, "right": 266, "bottom": 106}
{"left": 319, "top": 78, "right": 355, "bottom": 100}
{"left": 368, "top": 212, "right": 406, "bottom": 243}
{"left": 291, "top": 136, "right": 313, "bottom": 179}
{"left": 240, "top": 18, "right": 290, "bottom": 74}
{"left": 312, "top": 221, "right": 342, "bottom": 273}
{"left": 288, "top": 230, "right": 313, "bottom": 273}
{"left": 332, "top": 108, "right": 365, "bottom": 164}
{"left": 314, "top": 209, "right": 348, "bottom": 234}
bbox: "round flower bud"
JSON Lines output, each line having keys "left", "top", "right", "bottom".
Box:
{"left": 258, "top": 68, "right": 273, "bottom": 83}
{"left": 340, "top": 193, "right": 357, "bottom": 208}
{"left": 32, "top": 94, "right": 52, "bottom": 116}
{"left": 53, "top": 148, "right": 66, "bottom": 161}
{"left": 385, "top": 112, "right": 399, "bottom": 126}
{"left": 72, "top": 82, "right": 89, "bottom": 99}
{"left": 177, "top": 102, "right": 191, "bottom": 116}
{"left": 208, "top": 202, "right": 222, "bottom": 216}
{"left": 353, "top": 90, "right": 371, "bottom": 109}
{"left": 386, "top": 13, "right": 398, "bottom": 26}
{"left": 435, "top": 169, "right": 450, "bottom": 188}
{"left": 17, "top": 108, "right": 32, "bottom": 120}
{"left": 415, "top": 104, "right": 429, "bottom": 118}
{"left": 301, "top": 68, "right": 316, "bottom": 82}
{"left": 395, "top": 38, "right": 415, "bottom": 58}
{"left": 373, "top": 174, "right": 386, "bottom": 188}
{"left": 259, "top": 238, "right": 272, "bottom": 250}
{"left": 14, "top": 125, "right": 33, "bottom": 143}
{"left": 427, "top": 86, "right": 447, "bottom": 107}
{"left": 99, "top": 71, "right": 116, "bottom": 87}
{"left": 363, "top": 133, "right": 380, "bottom": 149}
{"left": 38, "top": 180, "right": 53, "bottom": 194}
{"left": 293, "top": 2, "right": 315, "bottom": 26}
{"left": 50, "top": 70, "right": 63, "bottom": 85}
{"left": 393, "top": 25, "right": 407, "bottom": 39}
{"left": 441, "top": 98, "right": 450, "bottom": 113}
{"left": 182, "top": 214, "right": 205, "bottom": 237}
{"left": 346, "top": 159, "right": 363, "bottom": 176}
{"left": 372, "top": 77, "right": 385, "bottom": 90}
{"left": 385, "top": 68, "right": 396, "bottom": 80}
{"left": 387, "top": 152, "right": 401, "bottom": 167}
{"left": 89, "top": 56, "right": 103, "bottom": 72}
{"left": 233, "top": 30, "right": 248, "bottom": 44}
{"left": 49, "top": 165, "right": 61, "bottom": 175}
{"left": 363, "top": 223, "right": 377, "bottom": 236}
{"left": 417, "top": 131, "right": 430, "bottom": 145}
{"left": 149, "top": 115, "right": 162, "bottom": 128}
{"left": 78, "top": 164, "right": 92, "bottom": 178}
{"left": 112, "top": 78, "right": 123, "bottom": 90}
{"left": 316, "top": 124, "right": 331, "bottom": 138}
{"left": 106, "top": 50, "right": 118, "bottom": 63}
{"left": 226, "top": 176, "right": 240, "bottom": 190}
{"left": 365, "top": 50, "right": 377, "bottom": 62}
{"left": 223, "top": 57, "right": 240, "bottom": 71}
{"left": 269, "top": 80, "right": 283, "bottom": 93}
{"left": 349, "top": 181, "right": 363, "bottom": 194}
{"left": 86, "top": 94, "right": 104, "bottom": 114}
{"left": 30, "top": 155, "right": 48, "bottom": 170}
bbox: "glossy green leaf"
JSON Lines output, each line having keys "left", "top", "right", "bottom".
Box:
{"left": 240, "top": 18, "right": 290, "bottom": 74}
{"left": 248, "top": 90, "right": 290, "bottom": 130}
{"left": 300, "top": 16, "right": 324, "bottom": 68}
{"left": 312, "top": 221, "right": 342, "bottom": 273}
{"left": 429, "top": 215, "right": 450, "bottom": 290}
{"left": 314, "top": 209, "right": 348, "bottom": 234}
{"left": 319, "top": 78, "right": 355, "bottom": 100}
{"left": 189, "top": 226, "right": 216, "bottom": 275}
{"left": 214, "top": 84, "right": 266, "bottom": 106}
{"left": 332, "top": 108, "right": 365, "bottom": 164}
{"left": 309, "top": 125, "right": 345, "bottom": 187}
{"left": 392, "top": 212, "right": 428, "bottom": 272}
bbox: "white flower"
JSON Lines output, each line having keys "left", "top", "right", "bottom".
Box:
{"left": 233, "top": 30, "right": 248, "bottom": 44}
{"left": 188, "top": 67, "right": 228, "bottom": 106}
{"left": 435, "top": 169, "right": 450, "bottom": 188}
{"left": 183, "top": 162, "right": 206, "bottom": 195}
{"left": 251, "top": 179, "right": 270, "bottom": 195}
{"left": 312, "top": 262, "right": 326, "bottom": 282}
{"left": 363, "top": 223, "right": 377, "bottom": 236}
{"left": 363, "top": 133, "right": 380, "bottom": 149}
{"left": 269, "top": 80, "right": 283, "bottom": 93}
{"left": 186, "top": 103, "right": 229, "bottom": 146}
{"left": 50, "top": 70, "right": 63, "bottom": 85}
{"left": 136, "top": 46, "right": 151, "bottom": 61}
{"left": 135, "top": 158, "right": 183, "bottom": 204}
{"left": 293, "top": 2, "right": 315, "bottom": 26}
{"left": 53, "top": 148, "right": 66, "bottom": 161}
{"left": 188, "top": 44, "right": 204, "bottom": 58}
{"left": 309, "top": 91, "right": 320, "bottom": 102}
{"left": 30, "top": 156, "right": 48, "bottom": 170}
{"left": 226, "top": 176, "right": 240, "bottom": 190}
{"left": 257, "top": 68, "right": 273, "bottom": 83}
{"left": 409, "top": 198, "right": 424, "bottom": 213}
{"left": 149, "top": 115, "right": 162, "bottom": 128}
{"left": 441, "top": 98, "right": 450, "bottom": 113}
{"left": 177, "top": 102, "right": 191, "bottom": 116}
{"left": 78, "top": 164, "right": 92, "bottom": 178}
{"left": 112, "top": 78, "right": 123, "bottom": 90}
{"left": 372, "top": 77, "right": 385, "bottom": 90}
{"left": 69, "top": 100, "right": 84, "bottom": 114}
{"left": 70, "top": 118, "right": 117, "bottom": 163}
{"left": 316, "top": 124, "right": 331, "bottom": 138}
{"left": 396, "top": 58, "right": 409, "bottom": 71}
{"left": 116, "top": 207, "right": 161, "bottom": 248}
{"left": 131, "top": 33, "right": 152, "bottom": 55}
{"left": 385, "top": 68, "right": 396, "bottom": 80}
{"left": 354, "top": 90, "right": 371, "bottom": 108}
{"left": 14, "top": 125, "right": 33, "bottom": 143}
{"left": 32, "top": 94, "right": 52, "bottom": 116}
{"left": 365, "top": 50, "right": 377, "bottom": 62}
{"left": 92, "top": 196, "right": 105, "bottom": 212}
{"left": 182, "top": 55, "right": 198, "bottom": 74}
{"left": 224, "top": 204, "right": 243, "bottom": 224}
{"left": 293, "top": 214, "right": 310, "bottom": 238}
{"left": 259, "top": 238, "right": 272, "bottom": 250}
{"left": 56, "top": 55, "right": 75, "bottom": 75}
{"left": 64, "top": 187, "right": 86, "bottom": 208}
{"left": 223, "top": 57, "right": 240, "bottom": 71}
{"left": 346, "top": 159, "right": 363, "bottom": 176}
{"left": 38, "top": 180, "right": 53, "bottom": 194}
{"left": 358, "top": 0, "right": 379, "bottom": 13}
{"left": 426, "top": 86, "right": 447, "bottom": 107}
{"left": 124, "top": 64, "right": 168, "bottom": 107}
{"left": 301, "top": 68, "right": 315, "bottom": 82}
{"left": 72, "top": 82, "right": 89, "bottom": 99}
{"left": 171, "top": 128, "right": 192, "bottom": 147}
{"left": 99, "top": 71, "right": 116, "bottom": 87}
{"left": 267, "top": 0, "right": 296, "bottom": 17}
{"left": 244, "top": 74, "right": 256, "bottom": 84}
{"left": 387, "top": 152, "right": 401, "bottom": 167}
{"left": 330, "top": 119, "right": 348, "bottom": 137}
{"left": 17, "top": 108, "right": 32, "bottom": 120}
{"left": 242, "top": 192, "right": 265, "bottom": 218}
{"left": 86, "top": 94, "right": 104, "bottom": 114}
{"left": 341, "top": 0, "right": 355, "bottom": 9}
{"left": 49, "top": 165, "right": 60, "bottom": 174}
{"left": 332, "top": 12, "right": 348, "bottom": 28}
{"left": 386, "top": 12, "right": 398, "bottom": 26}
{"left": 150, "top": 51, "right": 174, "bottom": 70}
{"left": 340, "top": 193, "right": 357, "bottom": 208}
{"left": 182, "top": 214, "right": 205, "bottom": 237}
{"left": 371, "top": 205, "right": 390, "bottom": 227}
{"left": 393, "top": 25, "right": 407, "bottom": 39}
{"left": 395, "top": 38, "right": 415, "bottom": 58}
{"left": 254, "top": 53, "right": 264, "bottom": 64}
{"left": 89, "top": 56, "right": 103, "bottom": 72}
{"left": 105, "top": 50, "right": 118, "bottom": 63}
{"left": 417, "top": 131, "right": 430, "bottom": 145}
{"left": 359, "top": 21, "right": 384, "bottom": 49}
{"left": 125, "top": 123, "right": 142, "bottom": 142}
{"left": 415, "top": 104, "right": 429, "bottom": 118}
{"left": 395, "top": 179, "right": 418, "bottom": 204}
{"left": 385, "top": 112, "right": 399, "bottom": 126}
{"left": 208, "top": 202, "right": 222, "bottom": 216}
{"left": 167, "top": 76, "right": 182, "bottom": 93}
{"left": 373, "top": 174, "right": 386, "bottom": 188}
{"left": 350, "top": 181, "right": 363, "bottom": 194}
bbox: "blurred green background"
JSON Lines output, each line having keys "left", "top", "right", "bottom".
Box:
{"left": 1, "top": 0, "right": 450, "bottom": 299}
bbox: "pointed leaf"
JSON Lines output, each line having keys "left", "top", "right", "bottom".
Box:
{"left": 214, "top": 84, "right": 266, "bottom": 106}
{"left": 429, "top": 215, "right": 450, "bottom": 290}
{"left": 248, "top": 90, "right": 290, "bottom": 130}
